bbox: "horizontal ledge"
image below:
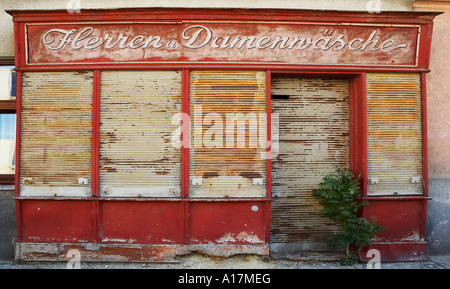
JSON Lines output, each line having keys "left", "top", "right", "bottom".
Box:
{"left": 360, "top": 196, "right": 431, "bottom": 201}
{"left": 14, "top": 196, "right": 273, "bottom": 202}
{"left": 14, "top": 66, "right": 431, "bottom": 73}
{"left": 16, "top": 242, "right": 270, "bottom": 262}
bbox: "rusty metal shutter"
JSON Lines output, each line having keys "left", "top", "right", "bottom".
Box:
{"left": 189, "top": 70, "right": 267, "bottom": 198}
{"left": 20, "top": 71, "right": 93, "bottom": 197}
{"left": 99, "top": 70, "right": 182, "bottom": 198}
{"left": 366, "top": 73, "right": 423, "bottom": 196}
{"left": 270, "top": 76, "right": 349, "bottom": 249}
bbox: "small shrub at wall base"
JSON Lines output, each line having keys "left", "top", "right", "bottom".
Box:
{"left": 313, "top": 168, "right": 387, "bottom": 265}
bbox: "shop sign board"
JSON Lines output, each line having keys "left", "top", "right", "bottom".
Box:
{"left": 26, "top": 22, "right": 420, "bottom": 67}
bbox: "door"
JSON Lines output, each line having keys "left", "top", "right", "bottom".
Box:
{"left": 270, "top": 75, "right": 350, "bottom": 251}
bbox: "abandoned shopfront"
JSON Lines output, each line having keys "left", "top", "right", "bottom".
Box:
{"left": 8, "top": 8, "right": 438, "bottom": 262}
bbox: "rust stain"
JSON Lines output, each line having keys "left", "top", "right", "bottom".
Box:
{"left": 203, "top": 172, "right": 219, "bottom": 178}
{"left": 210, "top": 85, "right": 259, "bottom": 90}
{"left": 239, "top": 172, "right": 262, "bottom": 179}
{"left": 105, "top": 131, "right": 118, "bottom": 143}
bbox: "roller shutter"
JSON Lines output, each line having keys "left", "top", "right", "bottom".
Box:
{"left": 20, "top": 71, "right": 93, "bottom": 196}
{"left": 270, "top": 76, "right": 349, "bottom": 248}
{"left": 99, "top": 70, "right": 182, "bottom": 197}
{"left": 189, "top": 70, "right": 267, "bottom": 198}
{"left": 366, "top": 73, "right": 423, "bottom": 196}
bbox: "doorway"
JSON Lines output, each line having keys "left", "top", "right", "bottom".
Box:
{"left": 270, "top": 75, "right": 350, "bottom": 253}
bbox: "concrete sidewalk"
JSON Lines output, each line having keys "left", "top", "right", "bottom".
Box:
{"left": 0, "top": 254, "right": 449, "bottom": 269}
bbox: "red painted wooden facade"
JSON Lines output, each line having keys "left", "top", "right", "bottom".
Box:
{"left": 8, "top": 8, "right": 439, "bottom": 262}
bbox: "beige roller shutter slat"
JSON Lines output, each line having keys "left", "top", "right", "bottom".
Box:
{"left": 99, "top": 70, "right": 182, "bottom": 197}
{"left": 366, "top": 73, "right": 423, "bottom": 196}
{"left": 20, "top": 71, "right": 93, "bottom": 197}
{"left": 189, "top": 70, "right": 267, "bottom": 198}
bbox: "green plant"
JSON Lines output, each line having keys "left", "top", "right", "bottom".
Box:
{"left": 312, "top": 168, "right": 386, "bottom": 265}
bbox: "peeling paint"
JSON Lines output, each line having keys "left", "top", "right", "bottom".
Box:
{"left": 28, "top": 237, "right": 41, "bottom": 241}
{"left": 216, "top": 233, "right": 236, "bottom": 244}
{"left": 16, "top": 243, "right": 269, "bottom": 262}
{"left": 236, "top": 232, "right": 263, "bottom": 244}
{"left": 215, "top": 232, "right": 263, "bottom": 244}
{"left": 101, "top": 238, "right": 137, "bottom": 244}
{"left": 400, "top": 231, "right": 420, "bottom": 242}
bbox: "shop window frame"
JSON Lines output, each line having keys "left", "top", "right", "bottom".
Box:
{"left": 0, "top": 57, "right": 16, "bottom": 185}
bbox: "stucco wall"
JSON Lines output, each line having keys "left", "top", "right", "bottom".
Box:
{"left": 414, "top": 1, "right": 450, "bottom": 255}
{"left": 0, "top": 0, "right": 414, "bottom": 57}
{"left": 0, "top": 188, "right": 15, "bottom": 260}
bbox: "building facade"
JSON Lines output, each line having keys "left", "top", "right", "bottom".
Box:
{"left": 0, "top": 0, "right": 449, "bottom": 262}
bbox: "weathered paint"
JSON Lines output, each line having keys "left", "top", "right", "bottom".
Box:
{"left": 270, "top": 76, "right": 349, "bottom": 249}
{"left": 362, "top": 198, "right": 426, "bottom": 242}
{"left": 19, "top": 200, "right": 95, "bottom": 243}
{"left": 15, "top": 242, "right": 269, "bottom": 262}
{"left": 189, "top": 70, "right": 267, "bottom": 198}
{"left": 20, "top": 71, "right": 93, "bottom": 197}
{"left": 9, "top": 8, "right": 440, "bottom": 263}
{"left": 25, "top": 22, "right": 419, "bottom": 67}
{"left": 189, "top": 202, "right": 266, "bottom": 244}
{"left": 99, "top": 70, "right": 182, "bottom": 197}
{"left": 366, "top": 73, "right": 423, "bottom": 196}
{"left": 99, "top": 201, "right": 184, "bottom": 244}
{"left": 9, "top": 9, "right": 438, "bottom": 72}
{"left": 18, "top": 198, "right": 268, "bottom": 246}
{"left": 359, "top": 242, "right": 428, "bottom": 262}
{"left": 414, "top": 2, "right": 450, "bottom": 255}
{"left": 359, "top": 198, "right": 428, "bottom": 261}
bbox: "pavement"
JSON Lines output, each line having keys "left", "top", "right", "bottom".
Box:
{"left": 0, "top": 254, "right": 449, "bottom": 269}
